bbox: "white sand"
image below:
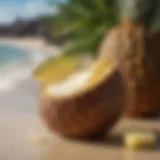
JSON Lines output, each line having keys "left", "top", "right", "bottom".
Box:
{"left": 0, "top": 37, "right": 61, "bottom": 56}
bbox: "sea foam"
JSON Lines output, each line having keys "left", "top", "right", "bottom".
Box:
{"left": 0, "top": 45, "right": 50, "bottom": 92}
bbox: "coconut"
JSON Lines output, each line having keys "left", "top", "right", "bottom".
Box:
{"left": 46, "top": 70, "right": 92, "bottom": 97}
{"left": 40, "top": 61, "right": 125, "bottom": 138}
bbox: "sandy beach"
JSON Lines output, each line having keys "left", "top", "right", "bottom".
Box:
{"left": 0, "top": 37, "right": 61, "bottom": 56}
{"left": 0, "top": 37, "right": 50, "bottom": 159}
{"left": 0, "top": 38, "right": 160, "bottom": 160}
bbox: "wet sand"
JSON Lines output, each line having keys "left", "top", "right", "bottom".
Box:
{"left": 0, "top": 78, "right": 40, "bottom": 113}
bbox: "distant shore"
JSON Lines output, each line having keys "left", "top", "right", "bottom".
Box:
{"left": 0, "top": 37, "right": 61, "bottom": 56}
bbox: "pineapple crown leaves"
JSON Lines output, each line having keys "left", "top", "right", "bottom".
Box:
{"left": 50, "top": 0, "right": 160, "bottom": 56}
{"left": 117, "top": 0, "right": 160, "bottom": 28}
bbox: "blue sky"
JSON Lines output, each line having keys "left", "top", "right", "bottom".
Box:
{"left": 0, "top": 0, "right": 56, "bottom": 24}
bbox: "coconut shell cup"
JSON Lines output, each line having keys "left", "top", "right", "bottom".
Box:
{"left": 40, "top": 67, "right": 125, "bottom": 138}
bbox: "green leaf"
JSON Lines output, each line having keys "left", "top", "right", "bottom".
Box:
{"left": 50, "top": 0, "right": 117, "bottom": 55}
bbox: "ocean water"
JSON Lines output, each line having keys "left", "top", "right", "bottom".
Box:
{"left": 0, "top": 43, "right": 49, "bottom": 92}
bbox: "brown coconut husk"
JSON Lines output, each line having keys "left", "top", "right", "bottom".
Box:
{"left": 39, "top": 66, "right": 125, "bottom": 138}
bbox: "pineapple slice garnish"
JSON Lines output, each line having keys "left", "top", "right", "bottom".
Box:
{"left": 84, "top": 58, "right": 113, "bottom": 89}
{"left": 33, "top": 55, "right": 82, "bottom": 88}
{"left": 124, "top": 132, "right": 156, "bottom": 149}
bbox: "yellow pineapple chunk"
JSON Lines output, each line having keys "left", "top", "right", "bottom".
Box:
{"left": 124, "top": 132, "right": 156, "bottom": 149}
{"left": 84, "top": 58, "right": 112, "bottom": 88}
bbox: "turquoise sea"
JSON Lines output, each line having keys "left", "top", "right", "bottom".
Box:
{"left": 0, "top": 43, "right": 48, "bottom": 91}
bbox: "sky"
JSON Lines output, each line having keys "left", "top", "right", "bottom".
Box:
{"left": 0, "top": 0, "right": 56, "bottom": 24}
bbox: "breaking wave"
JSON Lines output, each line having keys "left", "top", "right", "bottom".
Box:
{"left": 0, "top": 43, "right": 51, "bottom": 92}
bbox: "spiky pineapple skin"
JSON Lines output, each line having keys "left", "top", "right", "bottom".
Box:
{"left": 100, "top": 21, "right": 160, "bottom": 117}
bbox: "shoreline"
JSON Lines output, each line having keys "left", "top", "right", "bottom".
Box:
{"left": 0, "top": 37, "right": 61, "bottom": 56}
{"left": 0, "top": 37, "right": 58, "bottom": 110}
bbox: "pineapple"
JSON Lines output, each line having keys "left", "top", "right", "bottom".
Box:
{"left": 98, "top": 0, "right": 160, "bottom": 117}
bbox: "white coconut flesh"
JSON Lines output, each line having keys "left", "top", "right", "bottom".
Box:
{"left": 46, "top": 70, "right": 92, "bottom": 97}
{"left": 46, "top": 58, "right": 113, "bottom": 97}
